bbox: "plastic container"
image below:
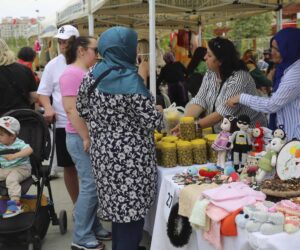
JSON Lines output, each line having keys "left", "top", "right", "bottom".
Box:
{"left": 179, "top": 117, "right": 196, "bottom": 141}
{"left": 177, "top": 141, "right": 193, "bottom": 166}
{"left": 161, "top": 142, "right": 177, "bottom": 168}
{"left": 155, "top": 141, "right": 163, "bottom": 166}
{"left": 154, "top": 132, "right": 163, "bottom": 143}
{"left": 202, "top": 127, "right": 213, "bottom": 137}
{"left": 204, "top": 134, "right": 218, "bottom": 163}
{"left": 161, "top": 135, "right": 179, "bottom": 143}
{"left": 191, "top": 139, "right": 207, "bottom": 164}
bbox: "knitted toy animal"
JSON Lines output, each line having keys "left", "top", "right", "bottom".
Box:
{"left": 252, "top": 123, "right": 264, "bottom": 153}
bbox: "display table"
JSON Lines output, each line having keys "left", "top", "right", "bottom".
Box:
{"left": 150, "top": 174, "right": 300, "bottom": 250}
{"left": 144, "top": 166, "right": 189, "bottom": 235}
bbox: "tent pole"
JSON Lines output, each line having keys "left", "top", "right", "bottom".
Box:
{"left": 276, "top": 8, "right": 282, "bottom": 32}
{"left": 149, "top": 0, "right": 156, "bottom": 100}
{"left": 88, "top": 0, "right": 94, "bottom": 36}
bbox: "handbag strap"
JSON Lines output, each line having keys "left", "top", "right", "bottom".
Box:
{"left": 87, "top": 66, "right": 123, "bottom": 97}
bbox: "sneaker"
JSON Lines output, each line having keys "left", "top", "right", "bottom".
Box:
{"left": 3, "top": 200, "right": 23, "bottom": 218}
{"left": 96, "top": 231, "right": 112, "bottom": 241}
{"left": 71, "top": 241, "right": 105, "bottom": 250}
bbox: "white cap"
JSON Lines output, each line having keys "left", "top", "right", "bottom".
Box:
{"left": 0, "top": 116, "right": 20, "bottom": 135}
{"left": 54, "top": 25, "right": 79, "bottom": 40}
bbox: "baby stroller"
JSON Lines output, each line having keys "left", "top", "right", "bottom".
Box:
{"left": 0, "top": 109, "right": 67, "bottom": 250}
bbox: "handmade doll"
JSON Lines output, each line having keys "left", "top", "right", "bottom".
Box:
{"left": 212, "top": 115, "right": 238, "bottom": 169}
{"left": 252, "top": 123, "right": 264, "bottom": 153}
{"left": 273, "top": 125, "right": 287, "bottom": 141}
{"left": 229, "top": 115, "right": 252, "bottom": 172}
{"left": 256, "top": 137, "right": 285, "bottom": 183}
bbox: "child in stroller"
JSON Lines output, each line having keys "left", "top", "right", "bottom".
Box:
{"left": 0, "top": 116, "right": 33, "bottom": 218}
{"left": 0, "top": 109, "right": 67, "bottom": 250}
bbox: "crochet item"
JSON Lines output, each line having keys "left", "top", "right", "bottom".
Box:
{"left": 246, "top": 211, "right": 268, "bottom": 232}
{"left": 260, "top": 212, "right": 284, "bottom": 235}
{"left": 284, "top": 215, "right": 300, "bottom": 233}
{"left": 167, "top": 203, "right": 192, "bottom": 247}
{"left": 220, "top": 208, "right": 242, "bottom": 236}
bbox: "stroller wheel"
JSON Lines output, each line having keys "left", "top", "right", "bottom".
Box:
{"left": 59, "top": 210, "right": 67, "bottom": 235}
{"left": 28, "top": 235, "right": 41, "bottom": 250}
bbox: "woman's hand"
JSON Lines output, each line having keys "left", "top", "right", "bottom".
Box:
{"left": 226, "top": 95, "right": 240, "bottom": 108}
{"left": 171, "top": 124, "right": 180, "bottom": 136}
{"left": 83, "top": 138, "right": 91, "bottom": 152}
{"left": 155, "top": 105, "right": 163, "bottom": 113}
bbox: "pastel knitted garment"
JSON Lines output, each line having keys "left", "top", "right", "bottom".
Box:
{"left": 203, "top": 220, "right": 222, "bottom": 250}
{"left": 178, "top": 183, "right": 218, "bottom": 217}
{"left": 202, "top": 182, "right": 266, "bottom": 212}
{"left": 189, "top": 199, "right": 210, "bottom": 230}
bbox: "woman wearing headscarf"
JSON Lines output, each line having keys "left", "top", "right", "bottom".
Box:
{"left": 227, "top": 28, "right": 300, "bottom": 140}
{"left": 156, "top": 52, "right": 189, "bottom": 107}
{"left": 76, "top": 27, "right": 163, "bottom": 250}
{"left": 0, "top": 39, "right": 37, "bottom": 115}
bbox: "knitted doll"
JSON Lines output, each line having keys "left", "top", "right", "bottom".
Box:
{"left": 252, "top": 123, "right": 264, "bottom": 153}
{"left": 229, "top": 115, "right": 252, "bottom": 172}
{"left": 211, "top": 115, "right": 238, "bottom": 169}
{"left": 273, "top": 125, "right": 287, "bottom": 141}
{"left": 256, "top": 137, "right": 285, "bottom": 183}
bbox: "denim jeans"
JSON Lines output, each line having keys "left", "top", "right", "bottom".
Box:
{"left": 66, "top": 133, "right": 103, "bottom": 245}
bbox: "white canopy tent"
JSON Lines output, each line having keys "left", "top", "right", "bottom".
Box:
{"left": 56, "top": 0, "right": 296, "bottom": 97}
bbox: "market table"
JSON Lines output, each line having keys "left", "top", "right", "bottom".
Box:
{"left": 150, "top": 174, "right": 300, "bottom": 250}
{"left": 144, "top": 166, "right": 189, "bottom": 235}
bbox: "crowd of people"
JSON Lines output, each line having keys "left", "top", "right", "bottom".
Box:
{"left": 0, "top": 23, "right": 300, "bottom": 250}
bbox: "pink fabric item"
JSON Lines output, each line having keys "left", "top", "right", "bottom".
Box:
{"left": 206, "top": 203, "right": 229, "bottom": 221}
{"left": 202, "top": 182, "right": 265, "bottom": 201}
{"left": 274, "top": 200, "right": 300, "bottom": 216}
{"left": 202, "top": 182, "right": 266, "bottom": 212}
{"left": 59, "top": 65, "right": 86, "bottom": 133}
{"left": 203, "top": 220, "right": 222, "bottom": 250}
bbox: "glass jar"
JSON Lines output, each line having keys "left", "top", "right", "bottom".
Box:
{"left": 179, "top": 117, "right": 196, "bottom": 141}
{"left": 161, "top": 142, "right": 177, "bottom": 168}
{"left": 155, "top": 141, "right": 163, "bottom": 166}
{"left": 161, "top": 135, "right": 179, "bottom": 143}
{"left": 177, "top": 141, "right": 193, "bottom": 166}
{"left": 165, "top": 113, "right": 180, "bottom": 135}
{"left": 204, "top": 134, "right": 218, "bottom": 163}
{"left": 191, "top": 139, "right": 207, "bottom": 164}
{"left": 202, "top": 127, "right": 213, "bottom": 137}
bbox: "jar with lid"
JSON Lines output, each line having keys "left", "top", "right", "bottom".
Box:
{"left": 191, "top": 139, "right": 207, "bottom": 164}
{"left": 179, "top": 117, "right": 196, "bottom": 141}
{"left": 204, "top": 134, "right": 218, "bottom": 163}
{"left": 177, "top": 141, "right": 193, "bottom": 166}
{"left": 161, "top": 142, "right": 177, "bottom": 167}
{"left": 161, "top": 135, "right": 179, "bottom": 143}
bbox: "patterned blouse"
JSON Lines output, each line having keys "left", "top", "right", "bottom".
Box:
{"left": 76, "top": 71, "right": 163, "bottom": 223}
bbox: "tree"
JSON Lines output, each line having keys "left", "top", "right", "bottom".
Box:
{"left": 228, "top": 12, "right": 273, "bottom": 50}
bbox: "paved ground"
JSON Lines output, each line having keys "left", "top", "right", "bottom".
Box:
{"left": 40, "top": 172, "right": 152, "bottom": 250}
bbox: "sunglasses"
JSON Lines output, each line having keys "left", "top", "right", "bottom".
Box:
{"left": 88, "top": 47, "right": 98, "bottom": 54}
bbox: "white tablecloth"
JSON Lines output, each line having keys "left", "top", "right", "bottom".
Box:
{"left": 144, "top": 166, "right": 189, "bottom": 235}
{"left": 150, "top": 174, "right": 300, "bottom": 250}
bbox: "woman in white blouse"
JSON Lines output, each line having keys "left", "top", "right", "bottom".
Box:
{"left": 174, "top": 37, "right": 267, "bottom": 133}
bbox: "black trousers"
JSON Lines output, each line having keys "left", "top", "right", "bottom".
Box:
{"left": 112, "top": 218, "right": 144, "bottom": 250}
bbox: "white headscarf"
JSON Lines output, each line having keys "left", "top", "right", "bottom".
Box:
{"left": 0, "top": 39, "right": 15, "bottom": 66}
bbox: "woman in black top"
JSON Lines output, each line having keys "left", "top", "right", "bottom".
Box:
{"left": 0, "top": 39, "right": 37, "bottom": 116}
{"left": 157, "top": 52, "right": 188, "bottom": 107}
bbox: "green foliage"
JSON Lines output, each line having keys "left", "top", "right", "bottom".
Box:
{"left": 228, "top": 12, "right": 273, "bottom": 40}
{"left": 4, "top": 37, "right": 29, "bottom": 55}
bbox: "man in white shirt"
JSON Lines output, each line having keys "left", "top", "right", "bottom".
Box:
{"left": 37, "top": 25, "right": 79, "bottom": 204}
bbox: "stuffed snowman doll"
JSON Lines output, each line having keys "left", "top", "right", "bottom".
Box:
{"left": 212, "top": 115, "right": 238, "bottom": 169}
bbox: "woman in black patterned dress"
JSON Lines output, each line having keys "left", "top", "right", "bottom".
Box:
{"left": 76, "top": 27, "right": 163, "bottom": 250}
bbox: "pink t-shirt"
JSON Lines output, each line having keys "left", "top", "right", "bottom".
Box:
{"left": 59, "top": 65, "right": 86, "bottom": 133}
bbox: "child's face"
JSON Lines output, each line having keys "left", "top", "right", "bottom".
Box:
{"left": 0, "top": 130, "right": 15, "bottom": 146}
